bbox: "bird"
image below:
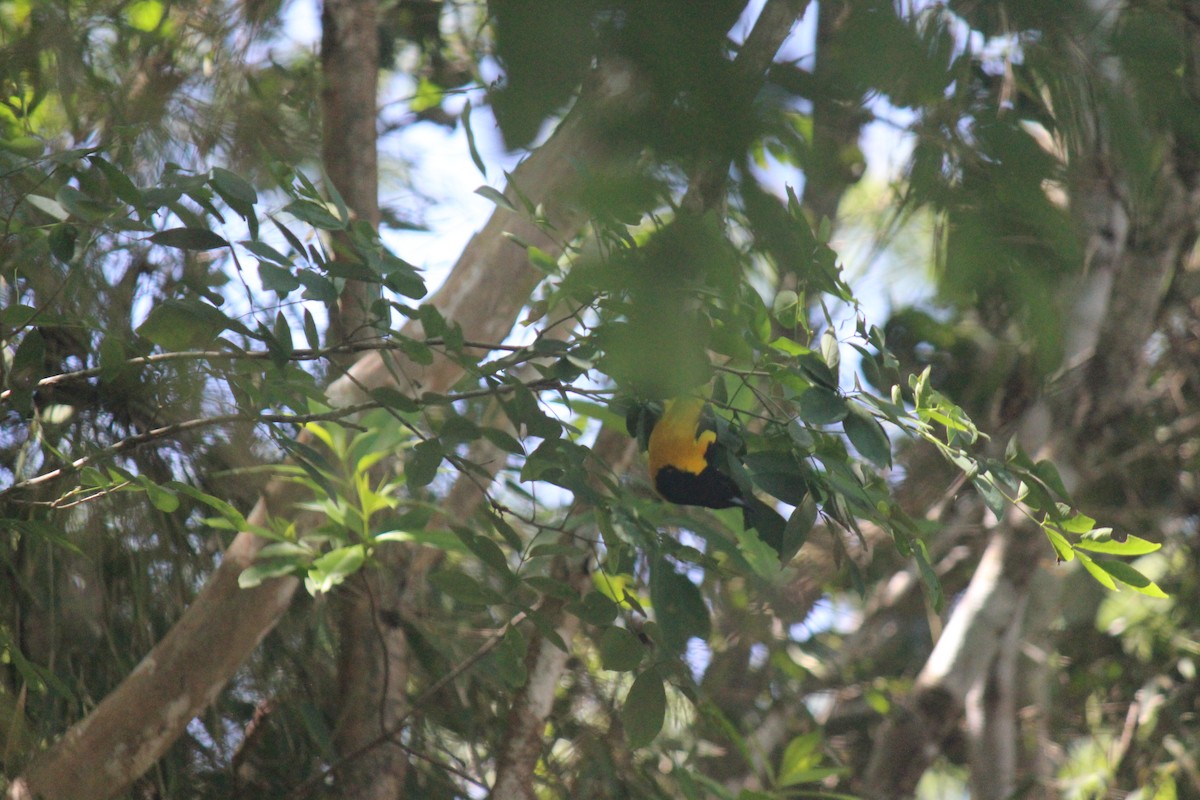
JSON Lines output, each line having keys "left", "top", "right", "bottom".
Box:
{"left": 647, "top": 397, "right": 744, "bottom": 510}
{"left": 643, "top": 397, "right": 792, "bottom": 558}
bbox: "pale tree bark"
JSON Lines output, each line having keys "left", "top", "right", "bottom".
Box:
{"left": 5, "top": 62, "right": 647, "bottom": 800}
{"left": 861, "top": 4, "right": 1200, "bottom": 795}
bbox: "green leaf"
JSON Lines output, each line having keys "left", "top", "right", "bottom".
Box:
{"left": 1075, "top": 551, "right": 1117, "bottom": 591}
{"left": 778, "top": 732, "right": 822, "bottom": 787}
{"left": 405, "top": 440, "right": 444, "bottom": 488}
{"left": 90, "top": 156, "right": 144, "bottom": 205}
{"left": 462, "top": 99, "right": 487, "bottom": 177}
{"left": 137, "top": 298, "right": 230, "bottom": 350}
{"left": 211, "top": 167, "right": 258, "bottom": 206}
{"left": 797, "top": 352, "right": 838, "bottom": 390}
{"left": 26, "top": 194, "right": 69, "bottom": 221}
{"left": 56, "top": 185, "right": 110, "bottom": 221}
{"left": 820, "top": 329, "right": 840, "bottom": 377}
{"left": 481, "top": 426, "right": 525, "bottom": 455}
{"left": 8, "top": 329, "right": 44, "bottom": 391}
{"left": 488, "top": 628, "right": 528, "bottom": 688}
{"left": 913, "top": 539, "right": 944, "bottom": 612}
{"left": 798, "top": 386, "right": 847, "bottom": 424}
{"left": 783, "top": 494, "right": 818, "bottom": 558}
{"left": 598, "top": 625, "right": 645, "bottom": 672}
{"left": 475, "top": 185, "right": 516, "bottom": 212}
{"left": 143, "top": 480, "right": 180, "bottom": 513}
{"left": 1043, "top": 525, "right": 1075, "bottom": 562}
{"left": 743, "top": 451, "right": 808, "bottom": 506}
{"left": 1094, "top": 560, "right": 1169, "bottom": 597}
{"left": 650, "top": 563, "right": 710, "bottom": 654}
{"left": 374, "top": 528, "right": 468, "bottom": 552}
{"left": 0, "top": 136, "right": 45, "bottom": 158}
{"left": 1059, "top": 512, "right": 1096, "bottom": 534}
{"left": 241, "top": 239, "right": 292, "bottom": 266}
{"left": 1075, "top": 531, "right": 1161, "bottom": 556}
{"left": 568, "top": 592, "right": 620, "bottom": 626}
{"left": 844, "top": 406, "right": 891, "bottom": 468}
{"left": 303, "top": 309, "right": 320, "bottom": 349}
{"left": 1033, "top": 459, "right": 1071, "bottom": 501}
{"left": 238, "top": 559, "right": 302, "bottom": 589}
{"left": 0, "top": 304, "right": 38, "bottom": 330}
{"left": 150, "top": 227, "right": 229, "bottom": 251}
{"left": 259, "top": 263, "right": 299, "bottom": 296}
{"left": 48, "top": 223, "right": 78, "bottom": 263}
{"left": 623, "top": 669, "right": 667, "bottom": 748}
{"left": 461, "top": 533, "right": 516, "bottom": 584}
{"left": 773, "top": 289, "right": 802, "bottom": 327}
{"left": 973, "top": 474, "right": 1008, "bottom": 519}
{"left": 306, "top": 544, "right": 366, "bottom": 594}
{"left": 428, "top": 570, "right": 495, "bottom": 605}
{"left": 284, "top": 199, "right": 344, "bottom": 230}
{"left": 527, "top": 246, "right": 558, "bottom": 274}
{"left": 370, "top": 386, "right": 420, "bottom": 413}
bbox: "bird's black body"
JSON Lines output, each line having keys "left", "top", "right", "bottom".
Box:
{"left": 643, "top": 396, "right": 795, "bottom": 560}
{"left": 653, "top": 461, "right": 745, "bottom": 510}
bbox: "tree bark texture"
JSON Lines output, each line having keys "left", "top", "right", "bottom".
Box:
{"left": 319, "top": 0, "right": 412, "bottom": 794}
{"left": 321, "top": 0, "right": 382, "bottom": 351}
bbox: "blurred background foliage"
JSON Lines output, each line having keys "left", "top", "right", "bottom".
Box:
{"left": 0, "top": 0, "right": 1198, "bottom": 797}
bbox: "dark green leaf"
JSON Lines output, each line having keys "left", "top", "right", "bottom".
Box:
{"left": 481, "top": 427, "right": 525, "bottom": 455}
{"left": 462, "top": 533, "right": 516, "bottom": 584}
{"left": 623, "top": 668, "right": 667, "bottom": 748}
{"left": 259, "top": 263, "right": 299, "bottom": 295}
{"left": 475, "top": 185, "right": 516, "bottom": 211}
{"left": 913, "top": 540, "right": 943, "bottom": 612}
{"left": 973, "top": 474, "right": 1008, "bottom": 519}
{"left": 798, "top": 386, "right": 847, "bottom": 425}
{"left": 285, "top": 199, "right": 345, "bottom": 230}
{"left": 428, "top": 570, "right": 495, "bottom": 605}
{"left": 8, "top": 329, "right": 44, "bottom": 391}
{"left": 405, "top": 439, "right": 444, "bottom": 488}
{"left": 598, "top": 625, "right": 645, "bottom": 672}
{"left": 48, "top": 223, "right": 78, "bottom": 263}
{"left": 137, "top": 298, "right": 230, "bottom": 350}
{"left": 650, "top": 563, "right": 710, "bottom": 654}
{"left": 211, "top": 167, "right": 258, "bottom": 207}
{"left": 56, "top": 185, "right": 110, "bottom": 221}
{"left": 567, "top": 591, "right": 619, "bottom": 626}
{"left": 462, "top": 100, "right": 487, "bottom": 177}
{"left": 303, "top": 309, "right": 320, "bottom": 349}
{"left": 488, "top": 628, "right": 528, "bottom": 687}
{"left": 241, "top": 239, "right": 293, "bottom": 266}
{"left": 370, "top": 387, "right": 420, "bottom": 413}
{"left": 844, "top": 407, "right": 892, "bottom": 468}
{"left": 150, "top": 227, "right": 229, "bottom": 251}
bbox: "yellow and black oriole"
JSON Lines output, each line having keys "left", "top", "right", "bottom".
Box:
{"left": 643, "top": 397, "right": 790, "bottom": 558}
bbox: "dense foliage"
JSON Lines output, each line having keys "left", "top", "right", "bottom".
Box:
{"left": 1, "top": 0, "right": 1198, "bottom": 798}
